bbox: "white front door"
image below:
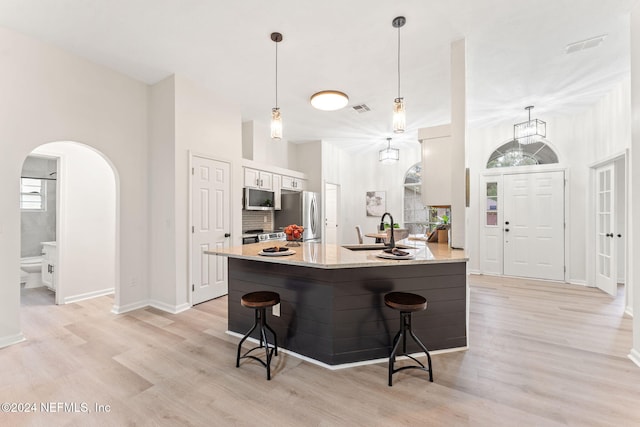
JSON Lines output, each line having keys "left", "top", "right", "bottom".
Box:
{"left": 191, "top": 156, "right": 231, "bottom": 304}
{"left": 503, "top": 171, "right": 565, "bottom": 281}
{"left": 324, "top": 182, "right": 339, "bottom": 244}
{"left": 595, "top": 163, "right": 617, "bottom": 296}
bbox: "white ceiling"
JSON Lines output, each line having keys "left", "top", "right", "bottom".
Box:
{"left": 0, "top": 0, "right": 637, "bottom": 152}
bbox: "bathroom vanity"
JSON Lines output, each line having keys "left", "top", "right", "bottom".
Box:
{"left": 41, "top": 241, "right": 57, "bottom": 291}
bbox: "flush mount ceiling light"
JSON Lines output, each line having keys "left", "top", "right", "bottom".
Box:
{"left": 514, "top": 106, "right": 546, "bottom": 145}
{"left": 392, "top": 16, "right": 406, "bottom": 134}
{"left": 379, "top": 137, "right": 400, "bottom": 163}
{"left": 270, "top": 32, "right": 283, "bottom": 140}
{"left": 310, "top": 90, "right": 349, "bottom": 111}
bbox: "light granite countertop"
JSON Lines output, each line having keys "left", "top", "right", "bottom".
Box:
{"left": 205, "top": 239, "right": 468, "bottom": 269}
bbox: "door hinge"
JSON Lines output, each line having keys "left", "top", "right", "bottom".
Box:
{"left": 192, "top": 226, "right": 195, "bottom": 233}
{"left": 192, "top": 284, "right": 195, "bottom": 292}
{"left": 192, "top": 167, "right": 194, "bottom": 175}
{"left": 564, "top": 266, "right": 566, "bottom": 273}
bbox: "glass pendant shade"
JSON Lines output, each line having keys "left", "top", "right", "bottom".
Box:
{"left": 393, "top": 97, "right": 406, "bottom": 133}
{"left": 271, "top": 107, "right": 282, "bottom": 140}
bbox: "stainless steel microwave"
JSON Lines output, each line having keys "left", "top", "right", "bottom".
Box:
{"left": 243, "top": 188, "right": 275, "bottom": 210}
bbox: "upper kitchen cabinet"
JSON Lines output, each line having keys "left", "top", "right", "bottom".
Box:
{"left": 273, "top": 174, "right": 282, "bottom": 210}
{"left": 244, "top": 167, "right": 273, "bottom": 190}
{"left": 281, "top": 175, "right": 305, "bottom": 191}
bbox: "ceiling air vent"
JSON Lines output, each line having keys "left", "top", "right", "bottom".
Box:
{"left": 565, "top": 34, "right": 607, "bottom": 54}
{"left": 352, "top": 104, "right": 371, "bottom": 113}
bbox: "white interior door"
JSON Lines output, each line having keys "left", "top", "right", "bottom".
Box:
{"left": 324, "top": 182, "right": 339, "bottom": 244}
{"left": 503, "top": 171, "right": 565, "bottom": 281}
{"left": 191, "top": 156, "right": 231, "bottom": 304}
{"left": 595, "top": 164, "right": 617, "bottom": 296}
{"left": 480, "top": 176, "right": 503, "bottom": 275}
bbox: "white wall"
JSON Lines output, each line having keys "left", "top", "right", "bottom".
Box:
{"left": 289, "top": 141, "right": 322, "bottom": 192}
{"left": 33, "top": 142, "right": 116, "bottom": 303}
{"left": 148, "top": 74, "right": 243, "bottom": 312}
{"left": 323, "top": 142, "right": 421, "bottom": 245}
{"left": 243, "top": 120, "right": 289, "bottom": 168}
{"left": 148, "top": 76, "right": 178, "bottom": 309}
{"left": 467, "top": 77, "right": 631, "bottom": 284}
{"left": 174, "top": 75, "right": 243, "bottom": 309}
{"left": 629, "top": 2, "right": 640, "bottom": 367}
{"left": 0, "top": 26, "right": 148, "bottom": 346}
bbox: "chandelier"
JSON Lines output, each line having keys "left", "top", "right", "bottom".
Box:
{"left": 379, "top": 138, "right": 399, "bottom": 163}
{"left": 514, "top": 106, "right": 546, "bottom": 145}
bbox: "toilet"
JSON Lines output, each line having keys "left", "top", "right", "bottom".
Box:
{"left": 20, "top": 256, "right": 43, "bottom": 288}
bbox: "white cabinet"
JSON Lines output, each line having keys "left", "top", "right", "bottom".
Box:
{"left": 41, "top": 242, "right": 57, "bottom": 291}
{"left": 244, "top": 168, "right": 273, "bottom": 190}
{"left": 281, "top": 175, "right": 305, "bottom": 191}
{"left": 272, "top": 174, "right": 282, "bottom": 210}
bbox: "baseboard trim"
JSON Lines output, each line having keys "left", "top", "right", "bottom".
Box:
{"left": 227, "top": 331, "right": 467, "bottom": 371}
{"left": 64, "top": 288, "right": 114, "bottom": 304}
{"left": 625, "top": 306, "right": 634, "bottom": 317}
{"left": 468, "top": 269, "right": 481, "bottom": 275}
{"left": 111, "top": 300, "right": 149, "bottom": 314}
{"left": 628, "top": 349, "right": 640, "bottom": 368}
{"left": 149, "top": 300, "right": 191, "bottom": 315}
{"left": 568, "top": 279, "right": 587, "bottom": 286}
{"left": 0, "top": 332, "right": 26, "bottom": 349}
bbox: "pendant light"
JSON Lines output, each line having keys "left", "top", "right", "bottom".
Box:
{"left": 379, "top": 137, "right": 400, "bottom": 163}
{"left": 513, "top": 106, "right": 546, "bottom": 145}
{"left": 270, "top": 32, "right": 283, "bottom": 140}
{"left": 392, "top": 16, "right": 406, "bottom": 134}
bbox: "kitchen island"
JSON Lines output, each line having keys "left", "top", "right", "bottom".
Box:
{"left": 206, "top": 240, "right": 468, "bottom": 367}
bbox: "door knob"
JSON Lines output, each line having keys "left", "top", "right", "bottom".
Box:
{"left": 606, "top": 233, "right": 614, "bottom": 238}
{"left": 224, "top": 233, "right": 231, "bottom": 237}
{"left": 505, "top": 228, "right": 510, "bottom": 232}
{"left": 505, "top": 221, "right": 510, "bottom": 225}
{"left": 617, "top": 234, "right": 622, "bottom": 238}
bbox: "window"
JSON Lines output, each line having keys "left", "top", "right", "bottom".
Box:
{"left": 487, "top": 140, "right": 558, "bottom": 169}
{"left": 20, "top": 178, "right": 46, "bottom": 211}
{"left": 485, "top": 182, "right": 498, "bottom": 226}
{"left": 403, "top": 163, "right": 450, "bottom": 234}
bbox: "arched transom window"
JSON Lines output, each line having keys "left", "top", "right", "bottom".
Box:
{"left": 487, "top": 140, "right": 559, "bottom": 169}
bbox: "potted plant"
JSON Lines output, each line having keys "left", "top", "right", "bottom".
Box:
{"left": 436, "top": 215, "right": 450, "bottom": 244}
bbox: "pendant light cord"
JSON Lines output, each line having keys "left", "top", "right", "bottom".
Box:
{"left": 275, "top": 40, "right": 279, "bottom": 108}
{"left": 397, "top": 25, "right": 401, "bottom": 98}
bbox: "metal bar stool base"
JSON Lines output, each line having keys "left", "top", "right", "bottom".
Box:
{"left": 388, "top": 311, "right": 433, "bottom": 386}
{"left": 236, "top": 307, "right": 278, "bottom": 380}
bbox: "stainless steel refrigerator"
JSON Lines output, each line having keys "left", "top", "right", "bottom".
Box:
{"left": 274, "top": 191, "right": 321, "bottom": 242}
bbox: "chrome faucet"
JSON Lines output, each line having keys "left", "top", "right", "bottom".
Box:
{"left": 379, "top": 212, "right": 395, "bottom": 249}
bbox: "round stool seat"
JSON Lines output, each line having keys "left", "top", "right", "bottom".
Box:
{"left": 241, "top": 291, "right": 280, "bottom": 309}
{"left": 384, "top": 292, "right": 427, "bottom": 312}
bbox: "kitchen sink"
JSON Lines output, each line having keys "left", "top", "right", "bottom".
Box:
{"left": 341, "top": 243, "right": 414, "bottom": 251}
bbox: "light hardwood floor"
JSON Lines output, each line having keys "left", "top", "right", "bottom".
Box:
{"left": 2, "top": 275, "right": 640, "bottom": 426}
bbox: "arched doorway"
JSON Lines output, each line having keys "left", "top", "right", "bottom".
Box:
{"left": 20, "top": 141, "right": 119, "bottom": 306}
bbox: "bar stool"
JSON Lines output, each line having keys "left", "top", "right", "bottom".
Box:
{"left": 236, "top": 291, "right": 280, "bottom": 380}
{"left": 384, "top": 291, "right": 433, "bottom": 386}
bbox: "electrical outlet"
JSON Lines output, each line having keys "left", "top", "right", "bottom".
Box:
{"left": 272, "top": 303, "right": 280, "bottom": 317}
